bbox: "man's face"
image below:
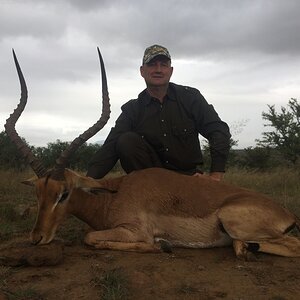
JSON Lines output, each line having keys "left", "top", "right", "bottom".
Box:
{"left": 140, "top": 56, "right": 173, "bottom": 87}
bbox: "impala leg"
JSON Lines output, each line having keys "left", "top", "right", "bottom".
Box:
{"left": 257, "top": 235, "right": 300, "bottom": 257}
{"left": 87, "top": 240, "right": 161, "bottom": 253}
{"left": 233, "top": 240, "right": 257, "bottom": 261}
{"left": 218, "top": 198, "right": 300, "bottom": 258}
{"left": 84, "top": 227, "right": 161, "bottom": 253}
{"left": 233, "top": 239, "right": 247, "bottom": 258}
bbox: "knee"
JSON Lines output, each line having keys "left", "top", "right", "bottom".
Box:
{"left": 116, "top": 132, "right": 142, "bottom": 156}
{"left": 84, "top": 232, "right": 95, "bottom": 246}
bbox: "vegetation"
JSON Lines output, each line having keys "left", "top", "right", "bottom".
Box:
{"left": 0, "top": 265, "right": 42, "bottom": 300}
{"left": 1, "top": 98, "right": 299, "bottom": 173}
{"left": 257, "top": 98, "right": 300, "bottom": 165}
{"left": 6, "top": 287, "right": 43, "bottom": 300}
{"left": 33, "top": 139, "right": 101, "bottom": 170}
{"left": 225, "top": 167, "right": 300, "bottom": 216}
{"left": 91, "top": 267, "right": 129, "bottom": 300}
{"left": 0, "top": 132, "right": 102, "bottom": 171}
{"left": 0, "top": 132, "right": 29, "bottom": 171}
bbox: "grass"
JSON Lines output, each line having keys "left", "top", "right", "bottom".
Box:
{"left": 0, "top": 265, "right": 11, "bottom": 289}
{"left": 177, "top": 284, "right": 199, "bottom": 294}
{"left": 56, "top": 216, "right": 87, "bottom": 245}
{"left": 90, "top": 267, "right": 129, "bottom": 300}
{"left": 0, "top": 169, "right": 35, "bottom": 203}
{"left": 0, "top": 266, "right": 42, "bottom": 300}
{"left": 6, "top": 287, "right": 43, "bottom": 300}
{"left": 0, "top": 169, "right": 37, "bottom": 241}
{"left": 225, "top": 167, "right": 300, "bottom": 216}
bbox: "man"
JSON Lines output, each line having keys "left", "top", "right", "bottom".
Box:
{"left": 87, "top": 44, "right": 231, "bottom": 181}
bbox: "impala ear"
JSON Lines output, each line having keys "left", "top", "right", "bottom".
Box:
{"left": 63, "top": 169, "right": 86, "bottom": 189}
{"left": 63, "top": 169, "right": 118, "bottom": 192}
{"left": 21, "top": 176, "right": 38, "bottom": 187}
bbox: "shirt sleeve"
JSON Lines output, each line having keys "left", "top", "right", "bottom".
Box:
{"left": 86, "top": 102, "right": 135, "bottom": 178}
{"left": 208, "top": 131, "right": 231, "bottom": 172}
{"left": 188, "top": 88, "right": 231, "bottom": 172}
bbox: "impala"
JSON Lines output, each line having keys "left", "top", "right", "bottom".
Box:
{"left": 5, "top": 49, "right": 300, "bottom": 260}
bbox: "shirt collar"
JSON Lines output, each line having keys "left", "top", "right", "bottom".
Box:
{"left": 138, "top": 83, "right": 177, "bottom": 106}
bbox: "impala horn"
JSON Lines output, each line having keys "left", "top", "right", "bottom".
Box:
{"left": 4, "top": 49, "right": 47, "bottom": 178}
{"left": 5, "top": 47, "right": 110, "bottom": 180}
{"left": 51, "top": 47, "right": 110, "bottom": 180}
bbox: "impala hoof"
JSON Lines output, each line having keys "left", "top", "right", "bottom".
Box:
{"left": 159, "top": 240, "right": 173, "bottom": 253}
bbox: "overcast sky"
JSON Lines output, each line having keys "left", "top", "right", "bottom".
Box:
{"left": 1, "top": 0, "right": 300, "bottom": 149}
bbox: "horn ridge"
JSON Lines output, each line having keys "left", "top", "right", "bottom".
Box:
{"left": 5, "top": 49, "right": 47, "bottom": 178}
{"left": 51, "top": 47, "right": 110, "bottom": 179}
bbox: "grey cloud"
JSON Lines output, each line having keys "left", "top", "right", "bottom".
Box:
{"left": 70, "top": 0, "right": 300, "bottom": 59}
{"left": 0, "top": 1, "right": 68, "bottom": 40}
{"left": 1, "top": 0, "right": 300, "bottom": 148}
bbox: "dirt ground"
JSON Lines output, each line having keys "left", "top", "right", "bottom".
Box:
{"left": 0, "top": 237, "right": 300, "bottom": 300}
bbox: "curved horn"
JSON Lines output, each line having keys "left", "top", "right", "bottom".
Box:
{"left": 4, "top": 49, "right": 47, "bottom": 178}
{"left": 51, "top": 47, "right": 110, "bottom": 180}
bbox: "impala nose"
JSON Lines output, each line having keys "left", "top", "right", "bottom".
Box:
{"left": 30, "top": 233, "right": 43, "bottom": 245}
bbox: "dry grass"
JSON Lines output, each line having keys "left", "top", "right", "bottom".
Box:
{"left": 225, "top": 167, "right": 300, "bottom": 216}
{"left": 90, "top": 266, "right": 129, "bottom": 300}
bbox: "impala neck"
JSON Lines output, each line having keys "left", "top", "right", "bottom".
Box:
{"left": 68, "top": 188, "right": 114, "bottom": 230}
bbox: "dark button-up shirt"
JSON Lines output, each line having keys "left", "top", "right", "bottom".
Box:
{"left": 88, "top": 82, "right": 231, "bottom": 178}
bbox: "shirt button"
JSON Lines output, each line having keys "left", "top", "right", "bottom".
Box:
{"left": 163, "top": 133, "right": 167, "bottom": 137}
{"left": 165, "top": 148, "right": 169, "bottom": 152}
{"left": 165, "top": 160, "right": 169, "bottom": 164}
{"left": 141, "top": 135, "right": 144, "bottom": 138}
{"left": 161, "top": 119, "right": 165, "bottom": 122}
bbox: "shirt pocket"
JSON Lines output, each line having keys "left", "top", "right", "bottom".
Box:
{"left": 172, "top": 120, "right": 196, "bottom": 140}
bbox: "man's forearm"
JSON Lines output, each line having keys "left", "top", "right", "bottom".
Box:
{"left": 87, "top": 143, "right": 118, "bottom": 179}
{"left": 209, "top": 131, "right": 231, "bottom": 172}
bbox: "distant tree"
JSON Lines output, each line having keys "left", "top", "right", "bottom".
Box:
{"left": 240, "top": 147, "right": 272, "bottom": 170}
{"left": 72, "top": 142, "right": 101, "bottom": 171}
{"left": 0, "top": 131, "right": 28, "bottom": 170}
{"left": 34, "top": 140, "right": 102, "bottom": 171}
{"left": 0, "top": 132, "right": 102, "bottom": 171}
{"left": 201, "top": 135, "right": 238, "bottom": 171}
{"left": 201, "top": 119, "right": 248, "bottom": 171}
{"left": 34, "top": 140, "right": 70, "bottom": 169}
{"left": 257, "top": 98, "right": 300, "bottom": 165}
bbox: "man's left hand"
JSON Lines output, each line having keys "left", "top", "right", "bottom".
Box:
{"left": 209, "top": 172, "right": 224, "bottom": 181}
{"left": 193, "top": 171, "right": 224, "bottom": 181}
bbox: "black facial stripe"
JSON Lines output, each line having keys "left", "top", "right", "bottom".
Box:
{"left": 59, "top": 190, "right": 69, "bottom": 203}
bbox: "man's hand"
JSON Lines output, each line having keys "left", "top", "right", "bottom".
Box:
{"left": 209, "top": 172, "right": 224, "bottom": 181}
{"left": 193, "top": 171, "right": 224, "bottom": 181}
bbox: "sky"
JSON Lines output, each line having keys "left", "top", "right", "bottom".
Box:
{"left": 1, "top": 0, "right": 300, "bottom": 149}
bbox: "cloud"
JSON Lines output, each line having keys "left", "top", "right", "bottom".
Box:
{"left": 1, "top": 0, "right": 300, "bottom": 149}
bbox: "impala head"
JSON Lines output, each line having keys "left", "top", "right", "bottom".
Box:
{"left": 5, "top": 48, "right": 110, "bottom": 245}
{"left": 25, "top": 168, "right": 100, "bottom": 244}
{"left": 25, "top": 172, "right": 71, "bottom": 244}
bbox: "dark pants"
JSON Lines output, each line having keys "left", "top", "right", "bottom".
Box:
{"left": 116, "top": 132, "right": 163, "bottom": 173}
{"left": 87, "top": 132, "right": 199, "bottom": 178}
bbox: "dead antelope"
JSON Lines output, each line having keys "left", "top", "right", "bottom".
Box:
{"left": 5, "top": 49, "right": 300, "bottom": 260}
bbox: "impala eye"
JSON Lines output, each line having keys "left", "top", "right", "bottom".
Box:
{"left": 58, "top": 190, "right": 69, "bottom": 203}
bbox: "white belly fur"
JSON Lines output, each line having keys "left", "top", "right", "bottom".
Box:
{"left": 153, "top": 213, "right": 232, "bottom": 248}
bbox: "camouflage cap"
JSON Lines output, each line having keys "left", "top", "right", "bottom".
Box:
{"left": 142, "top": 44, "right": 171, "bottom": 64}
